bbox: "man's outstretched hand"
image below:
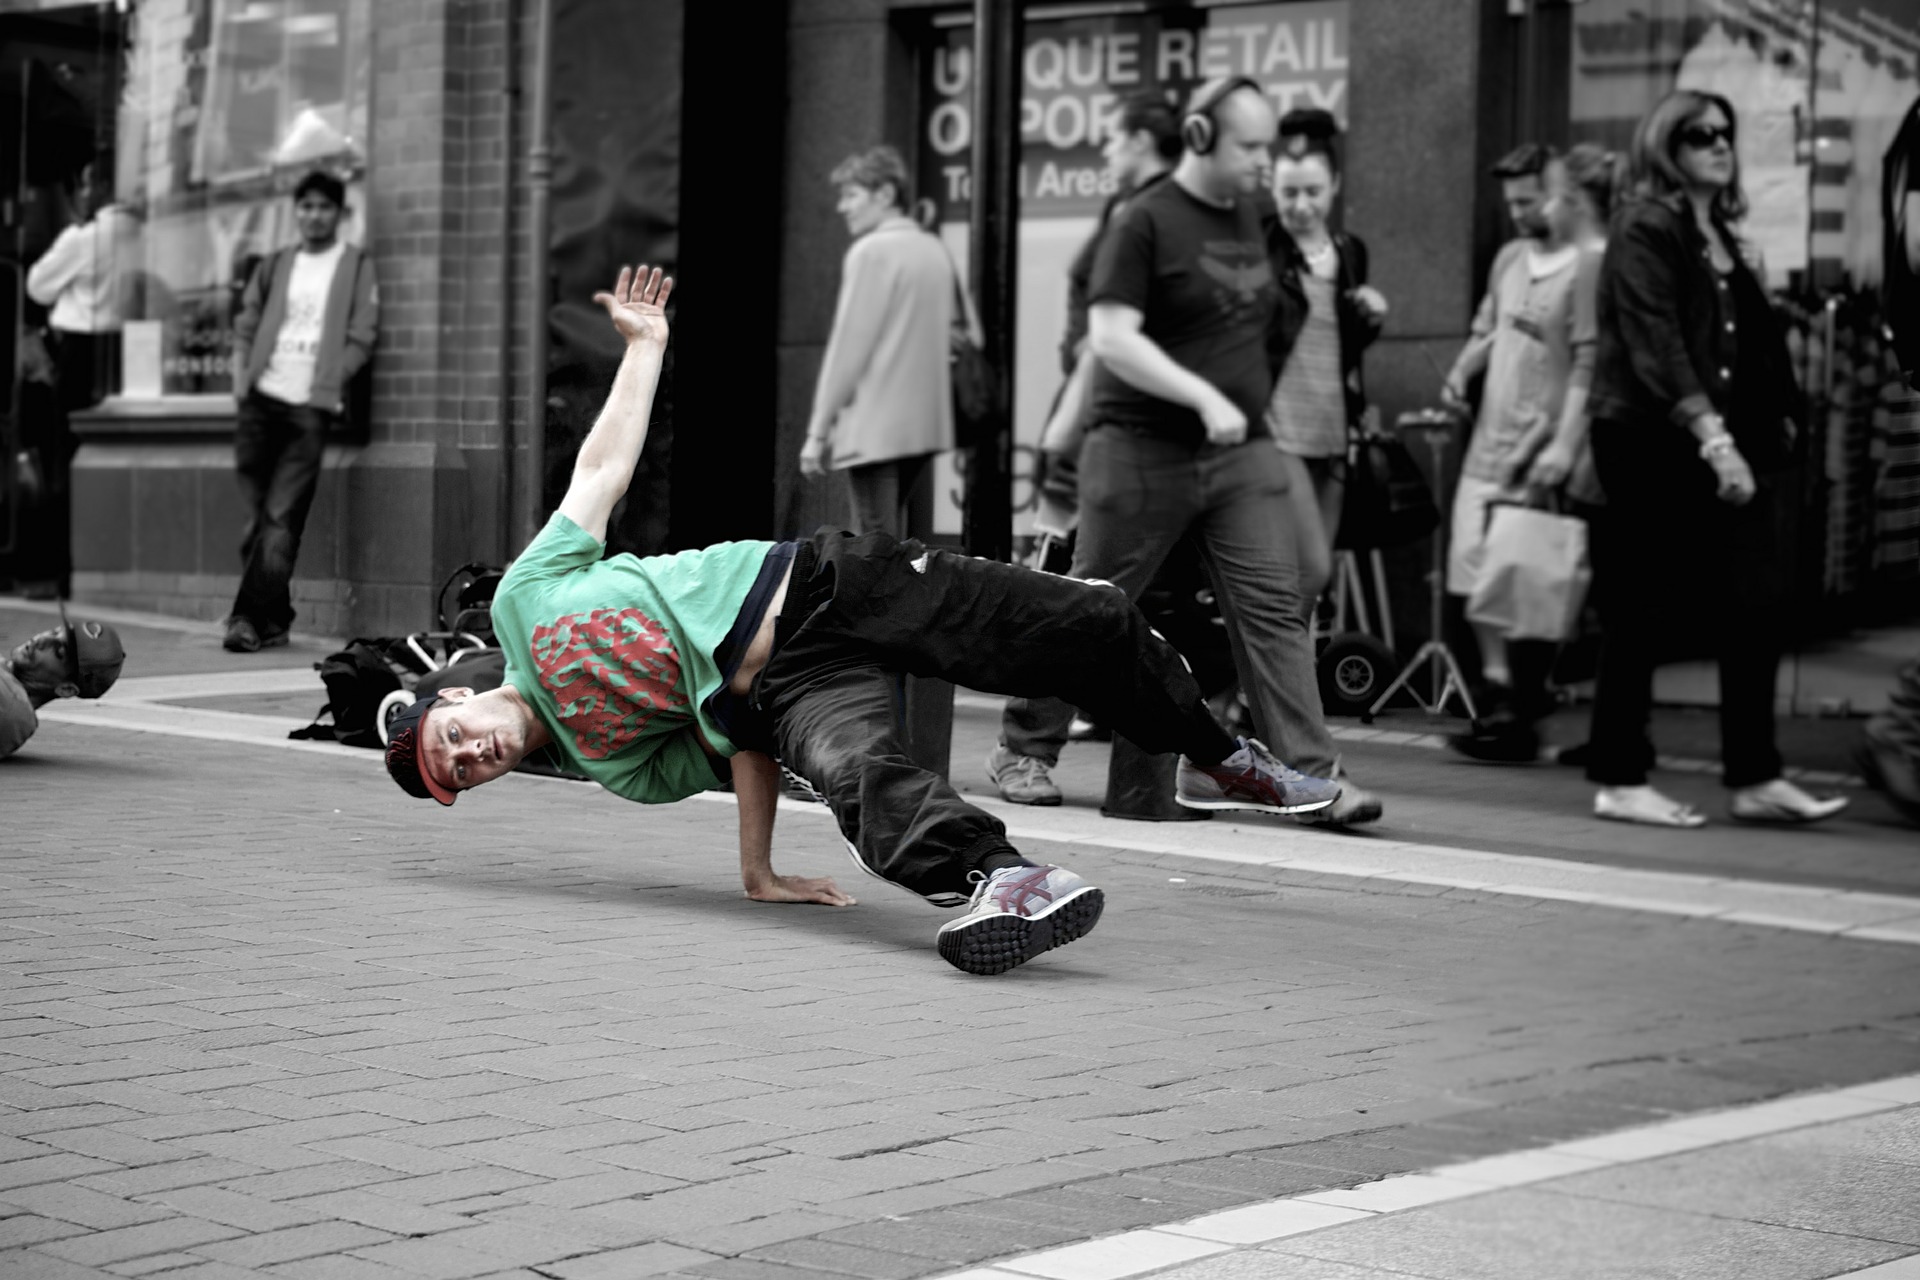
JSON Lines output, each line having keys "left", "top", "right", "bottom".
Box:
{"left": 745, "top": 874, "right": 858, "bottom": 907}
{"left": 593, "top": 264, "right": 674, "bottom": 349}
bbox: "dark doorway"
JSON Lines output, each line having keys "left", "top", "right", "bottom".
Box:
{"left": 0, "top": 4, "right": 123, "bottom": 590}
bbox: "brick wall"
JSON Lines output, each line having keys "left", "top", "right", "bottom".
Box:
{"left": 341, "top": 0, "right": 542, "bottom": 632}
{"left": 71, "top": 1, "right": 545, "bottom": 639}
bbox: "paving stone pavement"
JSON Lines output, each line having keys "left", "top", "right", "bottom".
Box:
{"left": 2, "top": 601, "right": 1917, "bottom": 1277}
{"left": 934, "top": 1083, "right": 1920, "bottom": 1280}
{"left": 1, "top": 713, "right": 1916, "bottom": 1278}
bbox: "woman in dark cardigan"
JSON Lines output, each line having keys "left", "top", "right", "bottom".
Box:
{"left": 1262, "top": 109, "right": 1386, "bottom": 627}
{"left": 1584, "top": 88, "right": 1845, "bottom": 827}
{"left": 1259, "top": 108, "right": 1387, "bottom": 828}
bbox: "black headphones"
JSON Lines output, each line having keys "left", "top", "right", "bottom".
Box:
{"left": 1181, "top": 76, "right": 1264, "bottom": 156}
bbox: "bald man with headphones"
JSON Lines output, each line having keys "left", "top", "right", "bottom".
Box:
{"left": 994, "top": 78, "right": 1374, "bottom": 825}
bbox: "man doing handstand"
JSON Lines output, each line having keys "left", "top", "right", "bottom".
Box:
{"left": 382, "top": 265, "right": 1340, "bottom": 975}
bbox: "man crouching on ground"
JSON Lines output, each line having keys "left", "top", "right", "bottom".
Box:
{"left": 381, "top": 265, "right": 1341, "bottom": 974}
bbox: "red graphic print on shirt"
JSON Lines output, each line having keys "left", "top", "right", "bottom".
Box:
{"left": 530, "top": 608, "right": 687, "bottom": 759}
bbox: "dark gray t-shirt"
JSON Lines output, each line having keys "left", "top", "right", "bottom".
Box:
{"left": 1087, "top": 179, "right": 1278, "bottom": 447}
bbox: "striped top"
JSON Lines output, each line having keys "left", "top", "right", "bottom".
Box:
{"left": 1266, "top": 273, "right": 1346, "bottom": 457}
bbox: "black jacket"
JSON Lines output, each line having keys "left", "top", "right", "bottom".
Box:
{"left": 1590, "top": 194, "right": 1803, "bottom": 438}
{"left": 1062, "top": 173, "right": 1169, "bottom": 377}
{"left": 1265, "top": 221, "right": 1381, "bottom": 428}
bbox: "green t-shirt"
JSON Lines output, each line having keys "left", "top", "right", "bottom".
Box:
{"left": 492, "top": 512, "right": 775, "bottom": 804}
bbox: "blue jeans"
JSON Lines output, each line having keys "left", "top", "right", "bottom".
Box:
{"left": 231, "top": 390, "right": 332, "bottom": 633}
{"left": 1003, "top": 427, "right": 1339, "bottom": 777}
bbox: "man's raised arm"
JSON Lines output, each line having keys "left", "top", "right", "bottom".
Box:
{"left": 558, "top": 265, "right": 675, "bottom": 543}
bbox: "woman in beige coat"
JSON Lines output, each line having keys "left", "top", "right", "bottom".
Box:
{"left": 800, "top": 146, "right": 954, "bottom": 536}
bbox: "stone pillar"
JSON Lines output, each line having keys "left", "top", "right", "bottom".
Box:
{"left": 350, "top": 0, "right": 528, "bottom": 635}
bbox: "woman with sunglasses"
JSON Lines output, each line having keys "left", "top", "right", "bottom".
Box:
{"left": 1582, "top": 89, "right": 1845, "bottom": 827}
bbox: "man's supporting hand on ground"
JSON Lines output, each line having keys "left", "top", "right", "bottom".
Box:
{"left": 732, "top": 748, "right": 857, "bottom": 906}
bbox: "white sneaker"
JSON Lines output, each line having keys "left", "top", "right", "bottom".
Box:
{"left": 987, "top": 744, "right": 1063, "bottom": 806}
{"left": 935, "top": 864, "right": 1104, "bottom": 975}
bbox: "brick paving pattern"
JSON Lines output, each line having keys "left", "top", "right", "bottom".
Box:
{"left": 4, "top": 713, "right": 1918, "bottom": 1277}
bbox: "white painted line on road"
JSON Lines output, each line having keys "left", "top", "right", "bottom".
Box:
{"left": 103, "top": 667, "right": 323, "bottom": 701}
{"left": 948, "top": 693, "right": 1869, "bottom": 787}
{"left": 1835, "top": 1256, "right": 1920, "bottom": 1278}
{"left": 39, "top": 689, "right": 1920, "bottom": 947}
{"left": 1155, "top": 1199, "right": 1372, "bottom": 1246}
{"left": 0, "top": 596, "right": 284, "bottom": 639}
{"left": 931, "top": 1073, "right": 1920, "bottom": 1280}
{"left": 994, "top": 1229, "right": 1230, "bottom": 1280}
{"left": 938, "top": 792, "right": 1920, "bottom": 946}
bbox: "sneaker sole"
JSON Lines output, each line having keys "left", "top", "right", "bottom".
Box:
{"left": 999, "top": 790, "right": 1064, "bottom": 807}
{"left": 936, "top": 886, "right": 1104, "bottom": 976}
{"left": 1175, "top": 793, "right": 1337, "bottom": 816}
{"left": 1295, "top": 797, "right": 1386, "bottom": 826}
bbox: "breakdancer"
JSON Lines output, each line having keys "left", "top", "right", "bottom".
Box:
{"left": 383, "top": 265, "right": 1340, "bottom": 974}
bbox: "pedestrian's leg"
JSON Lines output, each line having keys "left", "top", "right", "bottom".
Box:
{"left": 767, "top": 662, "right": 1105, "bottom": 975}
{"left": 1713, "top": 523, "right": 1845, "bottom": 822}
{"left": 1276, "top": 450, "right": 1332, "bottom": 627}
{"left": 897, "top": 453, "right": 933, "bottom": 539}
{"left": 1584, "top": 618, "right": 1657, "bottom": 786}
{"left": 1309, "top": 455, "right": 1345, "bottom": 554}
{"left": 1448, "top": 474, "right": 1510, "bottom": 687}
{"left": 229, "top": 394, "right": 284, "bottom": 627}
{"left": 844, "top": 461, "right": 902, "bottom": 537}
{"left": 1194, "top": 444, "right": 1341, "bottom": 779}
{"left": 1506, "top": 640, "right": 1558, "bottom": 724}
{"left": 1309, "top": 455, "right": 1346, "bottom": 627}
{"left": 1717, "top": 635, "right": 1784, "bottom": 789}
{"left": 247, "top": 405, "right": 330, "bottom": 635}
{"left": 1580, "top": 424, "right": 1702, "bottom": 823}
{"left": 1034, "top": 440, "right": 1080, "bottom": 538}
{"left": 1000, "top": 428, "right": 1193, "bottom": 769}
{"left": 1715, "top": 495, "right": 1785, "bottom": 790}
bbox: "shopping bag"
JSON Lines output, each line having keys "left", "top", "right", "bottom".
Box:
{"left": 1465, "top": 502, "right": 1590, "bottom": 642}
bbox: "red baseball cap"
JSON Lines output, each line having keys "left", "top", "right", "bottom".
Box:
{"left": 384, "top": 694, "right": 458, "bottom": 805}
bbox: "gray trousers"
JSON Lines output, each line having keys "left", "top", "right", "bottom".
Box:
{"left": 844, "top": 453, "right": 933, "bottom": 537}
{"left": 1002, "top": 426, "right": 1340, "bottom": 777}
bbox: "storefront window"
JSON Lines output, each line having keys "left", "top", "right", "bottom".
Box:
{"left": 112, "top": 0, "right": 371, "bottom": 400}
{"left": 915, "top": 2, "right": 1350, "bottom": 536}
{"left": 1569, "top": 1, "right": 1920, "bottom": 606}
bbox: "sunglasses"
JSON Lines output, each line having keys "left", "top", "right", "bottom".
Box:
{"left": 1677, "top": 122, "right": 1734, "bottom": 150}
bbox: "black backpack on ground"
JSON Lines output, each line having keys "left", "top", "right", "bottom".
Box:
{"left": 289, "top": 638, "right": 424, "bottom": 749}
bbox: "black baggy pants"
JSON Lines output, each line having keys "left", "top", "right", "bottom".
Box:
{"left": 755, "top": 530, "right": 1239, "bottom": 905}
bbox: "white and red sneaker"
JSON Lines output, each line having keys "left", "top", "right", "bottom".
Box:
{"left": 1176, "top": 736, "right": 1341, "bottom": 815}
{"left": 935, "top": 864, "right": 1104, "bottom": 976}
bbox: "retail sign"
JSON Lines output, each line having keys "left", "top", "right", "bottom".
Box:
{"left": 921, "top": 2, "right": 1349, "bottom": 219}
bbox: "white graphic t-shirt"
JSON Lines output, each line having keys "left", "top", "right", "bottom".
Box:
{"left": 255, "top": 240, "right": 346, "bottom": 407}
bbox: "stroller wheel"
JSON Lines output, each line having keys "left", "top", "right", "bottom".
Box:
{"left": 375, "top": 689, "right": 417, "bottom": 747}
{"left": 1318, "top": 632, "right": 1398, "bottom": 716}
